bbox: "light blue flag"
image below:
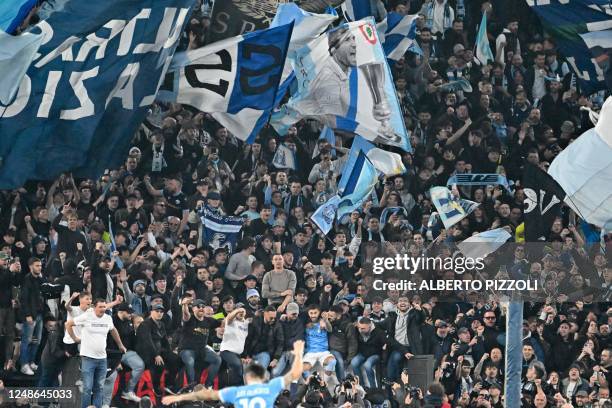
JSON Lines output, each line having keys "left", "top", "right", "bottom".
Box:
{"left": 430, "top": 186, "right": 480, "bottom": 229}
{"left": 505, "top": 301, "right": 524, "bottom": 408}
{"left": 272, "top": 143, "right": 297, "bottom": 170}
{"left": 0, "top": 29, "right": 42, "bottom": 105}
{"left": 457, "top": 228, "right": 511, "bottom": 260}
{"left": 310, "top": 195, "right": 341, "bottom": 235}
{"left": 342, "top": 0, "right": 386, "bottom": 22}
{"left": 0, "top": 0, "right": 36, "bottom": 34}
{"left": 549, "top": 96, "right": 612, "bottom": 231}
{"left": 273, "top": 19, "right": 411, "bottom": 152}
{"left": 337, "top": 151, "right": 379, "bottom": 220}
{"left": 341, "top": 135, "right": 405, "bottom": 181}
{"left": 379, "top": 12, "right": 422, "bottom": 61}
{"left": 475, "top": 12, "right": 494, "bottom": 65}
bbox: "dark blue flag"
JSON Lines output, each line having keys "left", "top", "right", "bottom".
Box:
{"left": 0, "top": 0, "right": 195, "bottom": 189}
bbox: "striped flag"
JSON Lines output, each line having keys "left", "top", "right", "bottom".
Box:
{"left": 379, "top": 12, "right": 422, "bottom": 61}
{"left": 337, "top": 151, "right": 379, "bottom": 220}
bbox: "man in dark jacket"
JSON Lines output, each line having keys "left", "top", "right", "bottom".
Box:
{"left": 352, "top": 317, "right": 386, "bottom": 388}
{"left": 52, "top": 207, "right": 88, "bottom": 259}
{"left": 37, "top": 314, "right": 66, "bottom": 387}
{"left": 327, "top": 305, "right": 357, "bottom": 380}
{"left": 380, "top": 296, "right": 425, "bottom": 382}
{"left": 427, "top": 321, "right": 453, "bottom": 368}
{"left": 19, "top": 257, "right": 46, "bottom": 375}
{"left": 0, "top": 253, "right": 19, "bottom": 371}
{"left": 244, "top": 305, "right": 284, "bottom": 370}
{"left": 136, "top": 303, "right": 180, "bottom": 395}
{"left": 271, "top": 302, "right": 305, "bottom": 377}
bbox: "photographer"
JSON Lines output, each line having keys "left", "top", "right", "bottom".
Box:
{"left": 337, "top": 374, "right": 367, "bottom": 408}
{"left": 294, "top": 372, "right": 334, "bottom": 408}
{"left": 391, "top": 370, "right": 424, "bottom": 408}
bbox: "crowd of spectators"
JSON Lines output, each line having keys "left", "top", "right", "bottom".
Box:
{"left": 0, "top": 0, "right": 611, "bottom": 407}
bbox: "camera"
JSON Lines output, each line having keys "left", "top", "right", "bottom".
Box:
{"left": 405, "top": 386, "right": 420, "bottom": 399}
{"left": 309, "top": 372, "right": 324, "bottom": 390}
{"left": 40, "top": 282, "right": 64, "bottom": 299}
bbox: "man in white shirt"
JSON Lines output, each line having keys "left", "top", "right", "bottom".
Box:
{"left": 220, "top": 307, "right": 250, "bottom": 385}
{"left": 66, "top": 298, "right": 126, "bottom": 408}
{"left": 63, "top": 292, "right": 91, "bottom": 356}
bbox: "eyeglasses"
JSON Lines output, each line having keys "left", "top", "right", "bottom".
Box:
{"left": 194, "top": 305, "right": 206, "bottom": 309}
{"left": 484, "top": 316, "right": 496, "bottom": 320}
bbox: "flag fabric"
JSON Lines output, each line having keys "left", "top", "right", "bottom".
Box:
{"left": 342, "top": 0, "right": 386, "bottom": 23}
{"left": 0, "top": 0, "right": 36, "bottom": 34}
{"left": 457, "top": 228, "right": 512, "bottom": 260}
{"left": 437, "top": 77, "right": 472, "bottom": 93}
{"left": 0, "top": 29, "right": 43, "bottom": 105}
{"left": 549, "top": 96, "right": 612, "bottom": 231}
{"left": 337, "top": 151, "right": 379, "bottom": 220}
{"left": 162, "top": 23, "right": 293, "bottom": 142}
{"left": 37, "top": 0, "right": 71, "bottom": 20}
{"left": 475, "top": 11, "right": 493, "bottom": 65}
{"left": 430, "top": 186, "right": 479, "bottom": 229}
{"left": 200, "top": 209, "right": 244, "bottom": 254}
{"left": 206, "top": 0, "right": 283, "bottom": 44}
{"left": 342, "top": 135, "right": 406, "bottom": 178}
{"left": 107, "top": 216, "right": 124, "bottom": 268}
{"left": 447, "top": 173, "right": 512, "bottom": 193}
{"left": 379, "top": 12, "right": 421, "bottom": 61}
{"left": 272, "top": 18, "right": 411, "bottom": 152}
{"left": 0, "top": 0, "right": 195, "bottom": 190}
{"left": 522, "top": 163, "right": 566, "bottom": 241}
{"left": 272, "top": 143, "right": 297, "bottom": 170}
{"left": 310, "top": 194, "right": 341, "bottom": 234}
{"left": 527, "top": 0, "right": 612, "bottom": 94}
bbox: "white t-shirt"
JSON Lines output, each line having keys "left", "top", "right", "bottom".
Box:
{"left": 63, "top": 306, "right": 88, "bottom": 344}
{"left": 220, "top": 319, "right": 249, "bottom": 354}
{"left": 72, "top": 310, "right": 114, "bottom": 359}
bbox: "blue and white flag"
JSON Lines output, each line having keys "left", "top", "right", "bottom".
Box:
{"left": 447, "top": 173, "right": 512, "bottom": 192}
{"left": 273, "top": 19, "right": 411, "bottom": 152}
{"left": 162, "top": 23, "right": 293, "bottom": 142}
{"left": 311, "top": 194, "right": 341, "bottom": 234}
{"left": 0, "top": 29, "right": 42, "bottom": 104}
{"left": 379, "top": 12, "right": 421, "bottom": 61}
{"left": 527, "top": 0, "right": 612, "bottom": 94}
{"left": 457, "top": 228, "right": 511, "bottom": 260}
{"left": 430, "top": 186, "right": 480, "bottom": 229}
{"left": 0, "top": 0, "right": 36, "bottom": 34}
{"left": 549, "top": 96, "right": 612, "bottom": 231}
{"left": 342, "top": 135, "right": 406, "bottom": 178}
{"left": 337, "top": 151, "right": 379, "bottom": 220}
{"left": 272, "top": 143, "right": 297, "bottom": 170}
{"left": 200, "top": 209, "right": 244, "bottom": 254}
{"left": 475, "top": 11, "right": 493, "bottom": 65}
{"left": 342, "top": 0, "right": 387, "bottom": 23}
{"left": 0, "top": 0, "right": 194, "bottom": 189}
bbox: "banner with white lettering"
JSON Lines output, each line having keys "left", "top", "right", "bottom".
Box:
{"left": 0, "top": 0, "right": 195, "bottom": 189}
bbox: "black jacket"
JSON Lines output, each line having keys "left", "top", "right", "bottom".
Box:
{"left": 136, "top": 318, "right": 171, "bottom": 363}
{"left": 279, "top": 317, "right": 305, "bottom": 352}
{"left": 356, "top": 325, "right": 387, "bottom": 358}
{"left": 20, "top": 273, "right": 47, "bottom": 319}
{"left": 380, "top": 309, "right": 425, "bottom": 355}
{"left": 244, "top": 315, "right": 284, "bottom": 359}
{"left": 328, "top": 317, "right": 358, "bottom": 360}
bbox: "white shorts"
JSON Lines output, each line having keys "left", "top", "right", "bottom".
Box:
{"left": 303, "top": 351, "right": 334, "bottom": 366}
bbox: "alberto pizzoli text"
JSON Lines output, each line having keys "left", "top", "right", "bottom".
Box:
{"left": 372, "top": 279, "right": 539, "bottom": 291}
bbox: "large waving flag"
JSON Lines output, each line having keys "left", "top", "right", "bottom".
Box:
{"left": 0, "top": 29, "right": 43, "bottom": 104}
{"left": 273, "top": 18, "right": 411, "bottom": 152}
{"left": 311, "top": 194, "right": 341, "bottom": 234}
{"left": 430, "top": 186, "right": 479, "bottom": 229}
{"left": 343, "top": 135, "right": 406, "bottom": 178}
{"left": 522, "top": 163, "right": 566, "bottom": 241}
{"left": 379, "top": 12, "right": 421, "bottom": 61}
{"left": 162, "top": 23, "right": 293, "bottom": 142}
{"left": 0, "top": 0, "right": 36, "bottom": 34}
{"left": 475, "top": 11, "right": 493, "bottom": 65}
{"left": 0, "top": 0, "right": 195, "bottom": 189}
{"left": 342, "top": 0, "right": 387, "bottom": 22}
{"left": 527, "top": 0, "right": 612, "bottom": 94}
{"left": 549, "top": 96, "right": 612, "bottom": 231}
{"left": 337, "top": 151, "right": 379, "bottom": 220}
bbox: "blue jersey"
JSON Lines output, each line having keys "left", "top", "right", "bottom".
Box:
{"left": 219, "top": 376, "right": 285, "bottom": 408}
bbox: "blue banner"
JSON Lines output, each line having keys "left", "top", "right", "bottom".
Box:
{"left": 528, "top": 0, "right": 612, "bottom": 94}
{"left": 200, "top": 208, "right": 244, "bottom": 254}
{"left": 0, "top": 0, "right": 195, "bottom": 189}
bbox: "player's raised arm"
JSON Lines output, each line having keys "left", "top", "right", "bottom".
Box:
{"left": 284, "top": 340, "right": 305, "bottom": 384}
{"left": 161, "top": 387, "right": 220, "bottom": 405}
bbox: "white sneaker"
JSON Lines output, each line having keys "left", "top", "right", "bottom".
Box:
{"left": 20, "top": 365, "right": 35, "bottom": 375}
{"left": 29, "top": 362, "right": 38, "bottom": 371}
{"left": 121, "top": 391, "right": 141, "bottom": 402}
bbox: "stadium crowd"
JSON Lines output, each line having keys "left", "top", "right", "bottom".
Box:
{"left": 0, "top": 0, "right": 611, "bottom": 407}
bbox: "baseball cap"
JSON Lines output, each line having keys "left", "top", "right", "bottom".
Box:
{"left": 244, "top": 274, "right": 258, "bottom": 282}
{"left": 152, "top": 304, "right": 165, "bottom": 311}
{"left": 207, "top": 191, "right": 221, "bottom": 200}
{"left": 436, "top": 320, "right": 449, "bottom": 328}
{"left": 192, "top": 299, "right": 206, "bottom": 307}
{"left": 246, "top": 289, "right": 260, "bottom": 299}
{"left": 116, "top": 303, "right": 133, "bottom": 313}
{"left": 575, "top": 390, "right": 589, "bottom": 397}
{"left": 133, "top": 280, "right": 146, "bottom": 289}
{"left": 453, "top": 44, "right": 465, "bottom": 54}
{"left": 286, "top": 302, "right": 299, "bottom": 314}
